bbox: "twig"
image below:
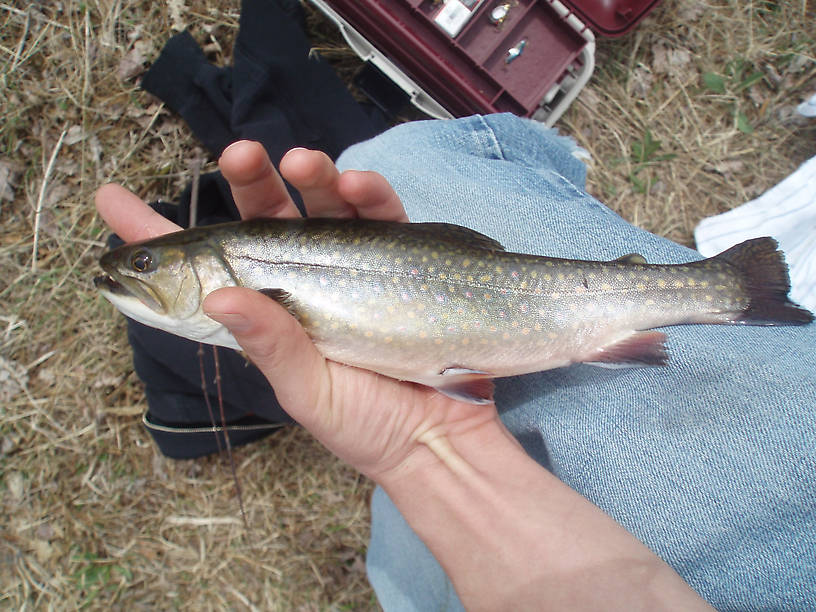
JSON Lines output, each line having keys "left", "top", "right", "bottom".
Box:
{"left": 10, "top": 5, "right": 30, "bottom": 73}
{"left": 32, "top": 128, "right": 67, "bottom": 273}
{"left": 189, "top": 157, "right": 202, "bottom": 229}
{"left": 198, "top": 344, "right": 224, "bottom": 455}
{"left": 214, "top": 345, "right": 250, "bottom": 533}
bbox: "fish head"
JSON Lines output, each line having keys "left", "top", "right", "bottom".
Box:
{"left": 95, "top": 233, "right": 239, "bottom": 348}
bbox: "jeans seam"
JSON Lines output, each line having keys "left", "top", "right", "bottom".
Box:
{"left": 477, "top": 115, "right": 508, "bottom": 161}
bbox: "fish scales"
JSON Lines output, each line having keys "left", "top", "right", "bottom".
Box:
{"left": 96, "top": 218, "right": 813, "bottom": 403}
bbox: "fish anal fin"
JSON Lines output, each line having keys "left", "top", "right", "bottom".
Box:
{"left": 613, "top": 253, "right": 647, "bottom": 265}
{"left": 434, "top": 367, "right": 495, "bottom": 404}
{"left": 585, "top": 330, "right": 668, "bottom": 368}
{"left": 259, "top": 288, "right": 300, "bottom": 320}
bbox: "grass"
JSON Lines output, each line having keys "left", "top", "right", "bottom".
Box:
{"left": 1, "top": 0, "right": 814, "bottom": 609}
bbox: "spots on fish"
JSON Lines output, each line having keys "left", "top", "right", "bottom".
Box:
{"left": 435, "top": 294, "right": 446, "bottom": 304}
{"left": 636, "top": 283, "right": 646, "bottom": 290}
{"left": 657, "top": 279, "right": 667, "bottom": 288}
{"left": 462, "top": 258, "right": 471, "bottom": 267}
{"left": 673, "top": 280, "right": 685, "bottom": 288}
{"left": 601, "top": 283, "right": 613, "bottom": 291}
{"left": 511, "top": 270, "right": 519, "bottom": 279}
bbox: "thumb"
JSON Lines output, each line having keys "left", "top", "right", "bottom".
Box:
{"left": 203, "top": 287, "right": 331, "bottom": 422}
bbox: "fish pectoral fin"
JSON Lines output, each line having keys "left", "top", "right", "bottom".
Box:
{"left": 613, "top": 252, "right": 648, "bottom": 265}
{"left": 259, "top": 288, "right": 299, "bottom": 320}
{"left": 584, "top": 330, "right": 668, "bottom": 368}
{"left": 434, "top": 367, "right": 495, "bottom": 405}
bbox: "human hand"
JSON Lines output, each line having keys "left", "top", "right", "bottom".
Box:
{"left": 96, "top": 142, "right": 506, "bottom": 482}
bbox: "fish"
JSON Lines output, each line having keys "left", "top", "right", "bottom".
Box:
{"left": 95, "top": 218, "right": 813, "bottom": 404}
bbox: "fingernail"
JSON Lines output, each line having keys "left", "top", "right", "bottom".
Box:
{"left": 205, "top": 311, "right": 251, "bottom": 333}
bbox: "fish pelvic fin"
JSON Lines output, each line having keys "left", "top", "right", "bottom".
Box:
{"left": 434, "top": 367, "right": 496, "bottom": 405}
{"left": 585, "top": 330, "right": 669, "bottom": 368}
{"left": 713, "top": 237, "right": 814, "bottom": 325}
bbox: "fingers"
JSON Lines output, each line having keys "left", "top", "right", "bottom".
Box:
{"left": 219, "top": 140, "right": 409, "bottom": 223}
{"left": 218, "top": 141, "right": 301, "bottom": 219}
{"left": 338, "top": 170, "right": 409, "bottom": 222}
{"left": 95, "top": 183, "right": 181, "bottom": 242}
{"left": 280, "top": 148, "right": 356, "bottom": 218}
{"left": 202, "top": 287, "right": 331, "bottom": 425}
{"left": 281, "top": 148, "right": 409, "bottom": 221}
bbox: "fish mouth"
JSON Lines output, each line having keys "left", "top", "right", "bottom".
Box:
{"left": 94, "top": 273, "right": 165, "bottom": 313}
{"left": 94, "top": 274, "right": 125, "bottom": 293}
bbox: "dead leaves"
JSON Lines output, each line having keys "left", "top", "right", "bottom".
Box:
{"left": 0, "top": 161, "right": 22, "bottom": 203}
{"left": 651, "top": 41, "right": 691, "bottom": 76}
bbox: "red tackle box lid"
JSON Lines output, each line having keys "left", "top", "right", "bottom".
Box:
{"left": 309, "top": 0, "right": 661, "bottom": 123}
{"left": 568, "top": 0, "right": 660, "bottom": 37}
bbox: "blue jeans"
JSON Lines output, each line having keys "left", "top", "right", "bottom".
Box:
{"left": 336, "top": 115, "right": 816, "bottom": 611}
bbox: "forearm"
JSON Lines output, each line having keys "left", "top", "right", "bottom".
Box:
{"left": 377, "top": 416, "right": 713, "bottom": 611}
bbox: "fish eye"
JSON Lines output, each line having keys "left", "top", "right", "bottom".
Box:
{"left": 130, "top": 250, "right": 153, "bottom": 273}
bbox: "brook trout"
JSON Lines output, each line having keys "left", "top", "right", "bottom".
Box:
{"left": 95, "top": 219, "right": 812, "bottom": 403}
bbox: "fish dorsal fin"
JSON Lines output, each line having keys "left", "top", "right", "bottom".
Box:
{"left": 613, "top": 253, "right": 648, "bottom": 265}
{"left": 259, "top": 288, "right": 300, "bottom": 320}
{"left": 435, "top": 367, "right": 495, "bottom": 404}
{"left": 584, "top": 330, "right": 668, "bottom": 367}
{"left": 417, "top": 223, "right": 506, "bottom": 251}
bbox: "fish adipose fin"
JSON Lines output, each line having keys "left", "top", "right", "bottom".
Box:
{"left": 613, "top": 253, "right": 648, "bottom": 265}
{"left": 585, "top": 330, "right": 669, "bottom": 368}
{"left": 715, "top": 237, "right": 814, "bottom": 325}
{"left": 435, "top": 367, "right": 495, "bottom": 404}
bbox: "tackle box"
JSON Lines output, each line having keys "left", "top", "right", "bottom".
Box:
{"left": 307, "top": 0, "right": 660, "bottom": 125}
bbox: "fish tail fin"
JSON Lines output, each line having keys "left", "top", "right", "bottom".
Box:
{"left": 712, "top": 237, "right": 813, "bottom": 325}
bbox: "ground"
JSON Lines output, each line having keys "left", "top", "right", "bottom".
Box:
{"left": 1, "top": 1, "right": 814, "bottom": 609}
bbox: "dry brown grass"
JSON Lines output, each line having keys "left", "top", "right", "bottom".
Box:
{"left": 1, "top": 0, "right": 814, "bottom": 609}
